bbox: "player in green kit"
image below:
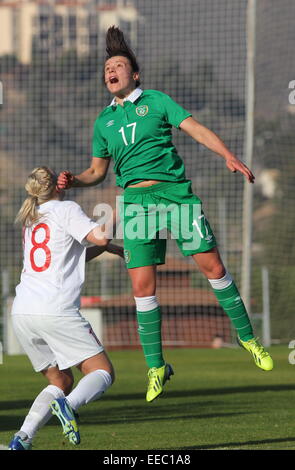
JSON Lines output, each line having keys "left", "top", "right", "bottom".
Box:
{"left": 58, "top": 26, "right": 273, "bottom": 403}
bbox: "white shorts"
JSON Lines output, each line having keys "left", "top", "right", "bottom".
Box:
{"left": 12, "top": 314, "right": 104, "bottom": 372}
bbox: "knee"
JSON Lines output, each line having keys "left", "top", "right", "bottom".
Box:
{"left": 96, "top": 365, "right": 115, "bottom": 385}
{"left": 50, "top": 375, "right": 74, "bottom": 395}
{"left": 132, "top": 279, "right": 156, "bottom": 297}
{"left": 205, "top": 264, "right": 226, "bottom": 280}
{"left": 99, "top": 364, "right": 115, "bottom": 385}
{"left": 103, "top": 366, "right": 115, "bottom": 388}
{"left": 63, "top": 379, "right": 74, "bottom": 396}
{"left": 84, "top": 366, "right": 115, "bottom": 387}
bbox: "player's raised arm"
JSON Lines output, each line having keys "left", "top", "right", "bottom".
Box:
{"left": 58, "top": 157, "right": 110, "bottom": 189}
{"left": 180, "top": 116, "right": 255, "bottom": 184}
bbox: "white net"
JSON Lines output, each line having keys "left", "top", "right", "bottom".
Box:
{"left": 251, "top": 0, "right": 295, "bottom": 342}
{"left": 0, "top": 0, "right": 294, "bottom": 349}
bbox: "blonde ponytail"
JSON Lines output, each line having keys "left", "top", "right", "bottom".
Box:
{"left": 15, "top": 167, "right": 57, "bottom": 227}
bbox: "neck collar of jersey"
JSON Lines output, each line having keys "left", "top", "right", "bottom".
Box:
{"left": 109, "top": 88, "right": 143, "bottom": 106}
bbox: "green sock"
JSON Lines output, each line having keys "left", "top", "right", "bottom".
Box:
{"left": 213, "top": 281, "right": 254, "bottom": 341}
{"left": 136, "top": 307, "right": 165, "bottom": 369}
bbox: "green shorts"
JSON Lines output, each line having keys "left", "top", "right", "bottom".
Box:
{"left": 121, "top": 180, "right": 217, "bottom": 268}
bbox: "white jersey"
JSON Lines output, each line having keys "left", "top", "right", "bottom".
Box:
{"left": 12, "top": 199, "right": 98, "bottom": 316}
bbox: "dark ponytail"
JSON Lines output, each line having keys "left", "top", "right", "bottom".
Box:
{"left": 105, "top": 26, "right": 140, "bottom": 87}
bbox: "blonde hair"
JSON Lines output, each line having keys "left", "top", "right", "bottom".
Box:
{"left": 15, "top": 167, "right": 57, "bottom": 227}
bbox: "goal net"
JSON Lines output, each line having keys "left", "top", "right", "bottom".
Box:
{"left": 0, "top": 0, "right": 294, "bottom": 351}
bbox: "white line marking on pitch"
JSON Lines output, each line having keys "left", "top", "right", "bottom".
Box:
{"left": 0, "top": 444, "right": 9, "bottom": 450}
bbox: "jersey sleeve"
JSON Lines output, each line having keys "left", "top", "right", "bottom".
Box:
{"left": 64, "top": 202, "right": 99, "bottom": 244}
{"left": 92, "top": 118, "right": 111, "bottom": 158}
{"left": 161, "top": 93, "right": 192, "bottom": 128}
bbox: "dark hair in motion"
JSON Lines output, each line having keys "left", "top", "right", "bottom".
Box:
{"left": 105, "top": 26, "right": 140, "bottom": 87}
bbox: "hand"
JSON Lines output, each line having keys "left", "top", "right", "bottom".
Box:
{"left": 225, "top": 156, "right": 255, "bottom": 183}
{"left": 57, "top": 171, "right": 75, "bottom": 189}
{"left": 106, "top": 243, "right": 124, "bottom": 259}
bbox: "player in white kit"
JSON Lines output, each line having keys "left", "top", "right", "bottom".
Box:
{"left": 8, "top": 167, "right": 123, "bottom": 450}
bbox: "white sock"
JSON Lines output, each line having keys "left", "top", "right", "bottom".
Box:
{"left": 134, "top": 295, "right": 159, "bottom": 312}
{"left": 20, "top": 384, "right": 65, "bottom": 440}
{"left": 208, "top": 271, "right": 233, "bottom": 290}
{"left": 66, "top": 369, "right": 112, "bottom": 411}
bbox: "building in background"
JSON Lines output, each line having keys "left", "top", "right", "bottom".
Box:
{"left": 0, "top": 0, "right": 139, "bottom": 63}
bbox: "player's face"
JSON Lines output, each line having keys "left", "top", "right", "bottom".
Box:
{"left": 104, "top": 56, "right": 139, "bottom": 97}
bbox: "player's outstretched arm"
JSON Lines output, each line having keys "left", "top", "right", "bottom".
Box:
{"left": 58, "top": 157, "right": 110, "bottom": 189}
{"left": 180, "top": 116, "right": 255, "bottom": 184}
{"left": 85, "top": 207, "right": 123, "bottom": 262}
{"left": 106, "top": 243, "right": 124, "bottom": 258}
{"left": 85, "top": 243, "right": 124, "bottom": 262}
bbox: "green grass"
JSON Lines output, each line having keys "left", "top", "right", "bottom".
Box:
{"left": 1, "top": 346, "right": 295, "bottom": 450}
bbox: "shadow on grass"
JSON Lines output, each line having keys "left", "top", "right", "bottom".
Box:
{"left": 79, "top": 409, "right": 254, "bottom": 427}
{"left": 103, "top": 383, "right": 295, "bottom": 402}
{"left": 1, "top": 382, "right": 293, "bottom": 410}
{"left": 1, "top": 409, "right": 253, "bottom": 432}
{"left": 1, "top": 399, "right": 254, "bottom": 431}
{"left": 1, "top": 383, "right": 292, "bottom": 432}
{"left": 170, "top": 436, "right": 295, "bottom": 450}
{"left": 0, "top": 382, "right": 293, "bottom": 411}
{"left": 0, "top": 400, "right": 33, "bottom": 411}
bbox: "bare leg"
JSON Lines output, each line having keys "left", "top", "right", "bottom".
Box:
{"left": 77, "top": 351, "right": 115, "bottom": 382}
{"left": 42, "top": 366, "right": 74, "bottom": 394}
{"left": 128, "top": 265, "right": 157, "bottom": 297}
{"left": 192, "top": 247, "right": 226, "bottom": 279}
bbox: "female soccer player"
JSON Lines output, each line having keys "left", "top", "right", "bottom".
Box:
{"left": 58, "top": 27, "right": 273, "bottom": 404}
{"left": 9, "top": 166, "right": 123, "bottom": 450}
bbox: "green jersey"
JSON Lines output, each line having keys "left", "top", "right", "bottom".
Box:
{"left": 92, "top": 89, "right": 192, "bottom": 188}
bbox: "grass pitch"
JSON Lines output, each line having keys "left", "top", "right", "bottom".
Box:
{"left": 1, "top": 346, "right": 295, "bottom": 450}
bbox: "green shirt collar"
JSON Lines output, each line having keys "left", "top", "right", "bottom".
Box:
{"left": 109, "top": 88, "right": 143, "bottom": 107}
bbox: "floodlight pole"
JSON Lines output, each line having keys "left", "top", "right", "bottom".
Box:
{"left": 241, "top": 0, "right": 256, "bottom": 313}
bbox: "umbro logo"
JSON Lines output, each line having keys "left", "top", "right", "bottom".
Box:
{"left": 106, "top": 120, "right": 115, "bottom": 127}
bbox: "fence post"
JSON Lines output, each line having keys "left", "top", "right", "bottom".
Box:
{"left": 262, "top": 266, "right": 271, "bottom": 347}
{"left": 241, "top": 0, "right": 256, "bottom": 313}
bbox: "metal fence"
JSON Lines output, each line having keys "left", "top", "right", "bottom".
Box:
{"left": 0, "top": 0, "right": 294, "bottom": 349}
